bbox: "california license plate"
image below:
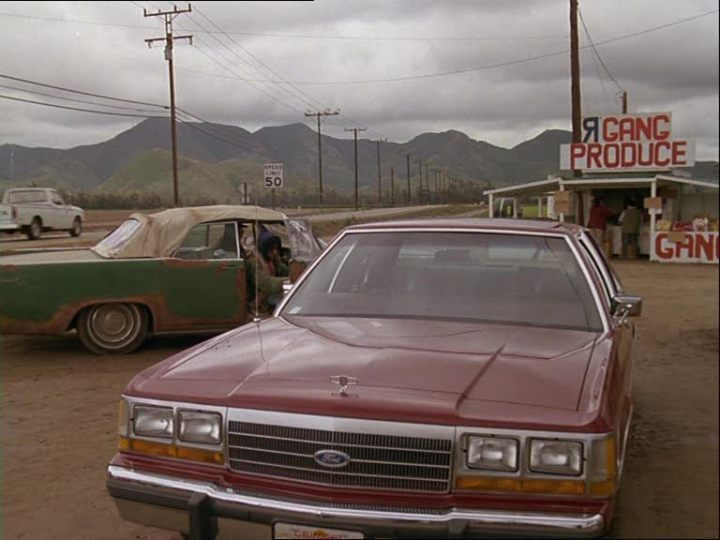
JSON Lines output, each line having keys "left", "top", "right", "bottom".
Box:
{"left": 273, "top": 522, "right": 364, "bottom": 539}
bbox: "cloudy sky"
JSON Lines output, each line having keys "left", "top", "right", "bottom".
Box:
{"left": 0, "top": 0, "right": 718, "bottom": 160}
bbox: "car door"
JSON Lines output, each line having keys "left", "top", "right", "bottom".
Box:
{"left": 157, "top": 221, "right": 248, "bottom": 331}
{"left": 48, "top": 190, "right": 72, "bottom": 228}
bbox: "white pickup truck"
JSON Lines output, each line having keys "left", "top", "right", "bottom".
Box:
{"left": 0, "top": 188, "right": 84, "bottom": 240}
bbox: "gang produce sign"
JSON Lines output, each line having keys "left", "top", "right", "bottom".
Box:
{"left": 560, "top": 112, "right": 695, "bottom": 172}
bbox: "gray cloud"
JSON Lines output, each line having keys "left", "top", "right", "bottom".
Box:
{"left": 0, "top": 0, "right": 717, "bottom": 160}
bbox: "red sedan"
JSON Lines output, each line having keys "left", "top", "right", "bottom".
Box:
{"left": 107, "top": 218, "right": 641, "bottom": 539}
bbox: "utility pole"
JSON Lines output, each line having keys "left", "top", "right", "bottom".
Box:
{"left": 305, "top": 109, "right": 340, "bottom": 207}
{"left": 390, "top": 166, "right": 395, "bottom": 207}
{"left": 144, "top": 4, "right": 192, "bottom": 208}
{"left": 416, "top": 159, "right": 423, "bottom": 203}
{"left": 570, "top": 0, "right": 582, "bottom": 178}
{"left": 375, "top": 139, "right": 386, "bottom": 206}
{"left": 424, "top": 163, "right": 430, "bottom": 204}
{"left": 621, "top": 90, "right": 628, "bottom": 113}
{"left": 405, "top": 154, "right": 411, "bottom": 203}
{"left": 345, "top": 127, "right": 366, "bottom": 210}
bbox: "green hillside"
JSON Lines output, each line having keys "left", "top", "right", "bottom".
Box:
{"left": 96, "top": 149, "right": 321, "bottom": 204}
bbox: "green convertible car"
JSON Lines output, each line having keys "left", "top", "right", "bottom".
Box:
{"left": 0, "top": 205, "right": 324, "bottom": 354}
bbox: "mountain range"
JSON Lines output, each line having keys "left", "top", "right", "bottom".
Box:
{"left": 0, "top": 118, "right": 717, "bottom": 202}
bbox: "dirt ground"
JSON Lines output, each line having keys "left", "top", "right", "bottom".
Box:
{"left": 1, "top": 255, "right": 718, "bottom": 538}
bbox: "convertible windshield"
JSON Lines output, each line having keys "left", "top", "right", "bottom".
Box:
{"left": 282, "top": 231, "right": 603, "bottom": 331}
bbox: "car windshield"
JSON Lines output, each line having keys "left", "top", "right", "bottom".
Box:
{"left": 282, "top": 231, "right": 603, "bottom": 331}
{"left": 92, "top": 219, "right": 142, "bottom": 257}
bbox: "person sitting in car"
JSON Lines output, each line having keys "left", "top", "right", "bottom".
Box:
{"left": 245, "top": 232, "right": 288, "bottom": 314}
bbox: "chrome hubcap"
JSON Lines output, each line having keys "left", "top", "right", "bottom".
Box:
{"left": 90, "top": 304, "right": 138, "bottom": 346}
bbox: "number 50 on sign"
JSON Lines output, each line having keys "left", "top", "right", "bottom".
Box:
{"left": 264, "top": 163, "right": 283, "bottom": 188}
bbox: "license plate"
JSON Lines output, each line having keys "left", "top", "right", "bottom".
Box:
{"left": 273, "top": 522, "right": 364, "bottom": 539}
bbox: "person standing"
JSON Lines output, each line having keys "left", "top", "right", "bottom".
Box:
{"left": 587, "top": 195, "right": 614, "bottom": 245}
{"left": 619, "top": 198, "right": 642, "bottom": 259}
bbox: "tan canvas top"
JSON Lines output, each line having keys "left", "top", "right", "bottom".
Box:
{"left": 92, "top": 205, "right": 287, "bottom": 259}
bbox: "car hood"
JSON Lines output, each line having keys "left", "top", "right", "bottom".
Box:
{"left": 130, "top": 316, "right": 600, "bottom": 426}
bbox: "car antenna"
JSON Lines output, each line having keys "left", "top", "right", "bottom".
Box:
{"left": 253, "top": 205, "right": 261, "bottom": 323}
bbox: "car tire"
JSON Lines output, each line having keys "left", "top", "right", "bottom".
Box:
{"left": 27, "top": 217, "right": 42, "bottom": 240}
{"left": 77, "top": 303, "right": 149, "bottom": 355}
{"left": 70, "top": 217, "right": 82, "bottom": 237}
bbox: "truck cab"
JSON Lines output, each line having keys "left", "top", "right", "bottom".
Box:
{"left": 0, "top": 187, "right": 84, "bottom": 239}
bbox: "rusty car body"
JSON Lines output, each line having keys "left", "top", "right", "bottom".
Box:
{"left": 106, "top": 218, "right": 641, "bottom": 538}
{"left": 0, "top": 205, "right": 323, "bottom": 354}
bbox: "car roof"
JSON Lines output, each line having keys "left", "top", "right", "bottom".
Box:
{"left": 344, "top": 217, "right": 582, "bottom": 235}
{"left": 93, "top": 204, "right": 288, "bottom": 259}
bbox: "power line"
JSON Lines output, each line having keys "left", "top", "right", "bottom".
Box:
{"left": 189, "top": 38, "right": 309, "bottom": 114}
{"left": 0, "top": 93, "right": 168, "bottom": 118}
{"left": 0, "top": 72, "right": 168, "bottom": 109}
{"left": 192, "top": 5, "right": 329, "bottom": 113}
{"left": 578, "top": 8, "right": 624, "bottom": 93}
{"left": 176, "top": 116, "right": 257, "bottom": 152}
{"left": 0, "top": 83, "right": 164, "bottom": 114}
{"left": 171, "top": 9, "right": 717, "bottom": 86}
{"left": 172, "top": 5, "right": 363, "bottom": 141}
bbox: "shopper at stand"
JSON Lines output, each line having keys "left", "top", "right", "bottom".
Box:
{"left": 619, "top": 198, "right": 642, "bottom": 259}
{"left": 587, "top": 195, "right": 615, "bottom": 245}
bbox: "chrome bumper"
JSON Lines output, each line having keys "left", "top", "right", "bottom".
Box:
{"left": 107, "top": 465, "right": 606, "bottom": 539}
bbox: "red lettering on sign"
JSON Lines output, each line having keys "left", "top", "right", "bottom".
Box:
{"left": 695, "top": 234, "right": 714, "bottom": 260}
{"left": 602, "top": 117, "right": 619, "bottom": 142}
{"left": 656, "top": 233, "right": 673, "bottom": 259}
{"left": 621, "top": 142, "right": 637, "bottom": 167}
{"left": 636, "top": 117, "right": 653, "bottom": 140}
{"left": 604, "top": 145, "right": 619, "bottom": 168}
{"left": 619, "top": 118, "right": 635, "bottom": 141}
{"left": 675, "top": 234, "right": 694, "bottom": 258}
{"left": 637, "top": 143, "right": 654, "bottom": 166}
{"left": 654, "top": 141, "right": 671, "bottom": 167}
{"left": 570, "top": 144, "right": 586, "bottom": 169}
{"left": 653, "top": 114, "right": 671, "bottom": 140}
{"left": 587, "top": 143, "right": 602, "bottom": 168}
{"left": 672, "top": 140, "right": 688, "bottom": 166}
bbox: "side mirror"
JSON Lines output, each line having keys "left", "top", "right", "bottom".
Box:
{"left": 612, "top": 295, "right": 642, "bottom": 317}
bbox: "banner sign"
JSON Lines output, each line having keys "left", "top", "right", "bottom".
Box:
{"left": 653, "top": 231, "right": 719, "bottom": 264}
{"left": 560, "top": 113, "right": 695, "bottom": 172}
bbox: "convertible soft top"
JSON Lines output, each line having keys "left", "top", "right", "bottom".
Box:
{"left": 92, "top": 205, "right": 287, "bottom": 259}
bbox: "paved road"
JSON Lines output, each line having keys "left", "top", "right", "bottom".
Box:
{"left": 0, "top": 206, "right": 448, "bottom": 252}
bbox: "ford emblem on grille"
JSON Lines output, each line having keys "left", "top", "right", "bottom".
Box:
{"left": 313, "top": 450, "right": 351, "bottom": 468}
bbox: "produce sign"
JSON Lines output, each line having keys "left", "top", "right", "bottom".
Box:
{"left": 653, "top": 231, "right": 719, "bottom": 264}
{"left": 560, "top": 113, "right": 695, "bottom": 172}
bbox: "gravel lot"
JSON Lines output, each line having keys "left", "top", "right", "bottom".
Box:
{"left": 1, "top": 242, "right": 717, "bottom": 539}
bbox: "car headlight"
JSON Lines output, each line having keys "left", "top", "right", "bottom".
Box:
{"left": 529, "top": 439, "right": 583, "bottom": 475}
{"left": 466, "top": 436, "right": 518, "bottom": 472}
{"left": 133, "top": 405, "right": 174, "bottom": 438}
{"left": 178, "top": 411, "right": 222, "bottom": 445}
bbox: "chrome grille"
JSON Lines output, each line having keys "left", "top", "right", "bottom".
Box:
{"left": 227, "top": 420, "right": 453, "bottom": 493}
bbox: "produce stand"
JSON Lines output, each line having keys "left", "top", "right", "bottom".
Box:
{"left": 484, "top": 174, "right": 718, "bottom": 264}
{"left": 484, "top": 112, "right": 718, "bottom": 264}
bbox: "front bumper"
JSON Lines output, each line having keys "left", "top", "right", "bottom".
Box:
{"left": 107, "top": 465, "right": 606, "bottom": 539}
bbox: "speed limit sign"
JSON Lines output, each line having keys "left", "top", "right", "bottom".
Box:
{"left": 264, "top": 163, "right": 283, "bottom": 189}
